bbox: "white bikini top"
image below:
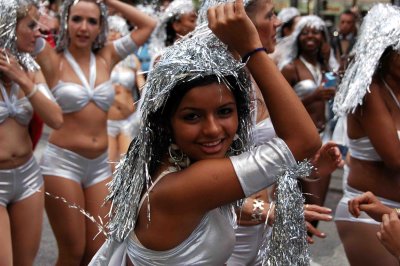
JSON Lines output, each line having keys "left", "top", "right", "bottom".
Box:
{"left": 127, "top": 167, "right": 235, "bottom": 265}
{"left": 52, "top": 50, "right": 115, "bottom": 113}
{"left": 293, "top": 79, "right": 318, "bottom": 99}
{"left": 349, "top": 78, "right": 400, "bottom": 161}
{"left": 254, "top": 117, "right": 276, "bottom": 145}
{"left": 0, "top": 82, "right": 32, "bottom": 126}
{"left": 293, "top": 56, "right": 321, "bottom": 99}
{"left": 111, "top": 66, "right": 136, "bottom": 91}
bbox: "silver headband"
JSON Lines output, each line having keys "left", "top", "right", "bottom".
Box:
{"left": 0, "top": 0, "right": 40, "bottom": 71}
{"left": 56, "top": 0, "right": 108, "bottom": 52}
{"left": 334, "top": 4, "right": 400, "bottom": 116}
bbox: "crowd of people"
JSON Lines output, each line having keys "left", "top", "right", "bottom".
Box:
{"left": 0, "top": 0, "right": 399, "bottom": 265}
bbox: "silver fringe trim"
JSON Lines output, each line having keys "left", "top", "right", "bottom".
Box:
{"left": 333, "top": 4, "right": 400, "bottom": 116}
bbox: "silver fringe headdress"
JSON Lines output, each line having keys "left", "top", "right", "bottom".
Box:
{"left": 56, "top": 0, "right": 108, "bottom": 52}
{"left": 333, "top": 4, "right": 400, "bottom": 116}
{"left": 0, "top": 0, "right": 40, "bottom": 71}
{"left": 106, "top": 24, "right": 253, "bottom": 242}
{"left": 197, "top": 0, "right": 255, "bottom": 24}
{"left": 276, "top": 7, "right": 300, "bottom": 41}
{"left": 107, "top": 15, "right": 129, "bottom": 36}
{"left": 148, "top": 0, "right": 195, "bottom": 57}
{"left": 277, "top": 15, "right": 338, "bottom": 71}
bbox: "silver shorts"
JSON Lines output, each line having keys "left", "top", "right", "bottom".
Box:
{"left": 40, "top": 143, "right": 111, "bottom": 188}
{"left": 0, "top": 156, "right": 43, "bottom": 206}
{"left": 107, "top": 119, "right": 132, "bottom": 138}
{"left": 335, "top": 184, "right": 400, "bottom": 225}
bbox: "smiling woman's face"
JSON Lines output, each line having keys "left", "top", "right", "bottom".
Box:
{"left": 170, "top": 82, "right": 238, "bottom": 162}
{"left": 298, "top": 26, "right": 324, "bottom": 54}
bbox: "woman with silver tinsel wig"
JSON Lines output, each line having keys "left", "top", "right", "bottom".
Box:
{"left": 333, "top": 4, "right": 400, "bottom": 266}
{"left": 33, "top": 0, "right": 156, "bottom": 264}
{"left": 90, "top": 0, "right": 321, "bottom": 265}
{"left": 0, "top": 0, "right": 63, "bottom": 264}
{"left": 279, "top": 15, "right": 339, "bottom": 213}
{"left": 148, "top": 0, "right": 197, "bottom": 63}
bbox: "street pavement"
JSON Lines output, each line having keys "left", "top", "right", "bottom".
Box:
{"left": 33, "top": 131, "right": 350, "bottom": 266}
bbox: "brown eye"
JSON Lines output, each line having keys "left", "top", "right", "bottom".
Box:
{"left": 71, "top": 15, "right": 83, "bottom": 23}
{"left": 88, "top": 18, "right": 99, "bottom": 25}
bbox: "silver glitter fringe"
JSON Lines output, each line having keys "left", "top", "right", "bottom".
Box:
{"left": 0, "top": 0, "right": 40, "bottom": 72}
{"left": 56, "top": 0, "right": 108, "bottom": 52}
{"left": 277, "top": 15, "right": 338, "bottom": 72}
{"left": 197, "top": 0, "right": 254, "bottom": 24}
{"left": 106, "top": 24, "right": 253, "bottom": 242}
{"left": 333, "top": 4, "right": 400, "bottom": 116}
{"left": 263, "top": 160, "right": 313, "bottom": 266}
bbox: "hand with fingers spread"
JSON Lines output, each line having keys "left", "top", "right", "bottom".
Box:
{"left": 304, "top": 204, "right": 332, "bottom": 243}
{"left": 377, "top": 211, "right": 400, "bottom": 261}
{"left": 207, "top": 0, "right": 262, "bottom": 56}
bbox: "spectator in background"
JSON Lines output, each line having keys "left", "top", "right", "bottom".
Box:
{"left": 331, "top": 9, "right": 358, "bottom": 70}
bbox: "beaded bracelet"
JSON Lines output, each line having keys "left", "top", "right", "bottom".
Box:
{"left": 26, "top": 84, "right": 38, "bottom": 99}
{"left": 241, "top": 47, "right": 267, "bottom": 63}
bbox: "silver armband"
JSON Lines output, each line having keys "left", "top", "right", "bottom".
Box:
{"left": 230, "top": 138, "right": 297, "bottom": 197}
{"left": 36, "top": 83, "right": 56, "bottom": 102}
{"left": 113, "top": 35, "right": 138, "bottom": 59}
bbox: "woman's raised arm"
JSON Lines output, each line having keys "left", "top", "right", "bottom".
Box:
{"left": 208, "top": 0, "right": 321, "bottom": 161}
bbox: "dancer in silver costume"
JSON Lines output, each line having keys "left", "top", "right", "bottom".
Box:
{"left": 227, "top": 2, "right": 341, "bottom": 264}
{"left": 90, "top": 0, "right": 321, "bottom": 264}
{"left": 107, "top": 15, "right": 144, "bottom": 171}
{"left": 35, "top": 0, "right": 156, "bottom": 264}
{"left": 333, "top": 4, "right": 400, "bottom": 266}
{"left": 0, "top": 0, "right": 63, "bottom": 264}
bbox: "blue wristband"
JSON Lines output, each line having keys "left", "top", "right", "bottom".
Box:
{"left": 241, "top": 47, "right": 267, "bottom": 63}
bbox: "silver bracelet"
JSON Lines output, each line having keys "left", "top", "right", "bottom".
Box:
{"left": 251, "top": 199, "right": 265, "bottom": 222}
{"left": 26, "top": 85, "right": 38, "bottom": 99}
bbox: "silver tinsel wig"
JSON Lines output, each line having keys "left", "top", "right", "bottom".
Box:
{"left": 149, "top": 0, "right": 195, "bottom": 57}
{"left": 0, "top": 0, "right": 40, "bottom": 71}
{"left": 56, "top": 0, "right": 108, "bottom": 52}
{"left": 107, "top": 15, "right": 129, "bottom": 37}
{"left": 106, "top": 24, "right": 253, "bottom": 242}
{"left": 276, "top": 7, "right": 300, "bottom": 40}
{"left": 333, "top": 4, "right": 400, "bottom": 116}
{"left": 277, "top": 15, "right": 338, "bottom": 71}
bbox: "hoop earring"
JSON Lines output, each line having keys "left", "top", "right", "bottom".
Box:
{"left": 229, "top": 134, "right": 244, "bottom": 155}
{"left": 168, "top": 142, "right": 190, "bottom": 169}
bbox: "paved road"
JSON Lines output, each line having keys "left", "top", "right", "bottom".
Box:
{"left": 33, "top": 132, "right": 349, "bottom": 265}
